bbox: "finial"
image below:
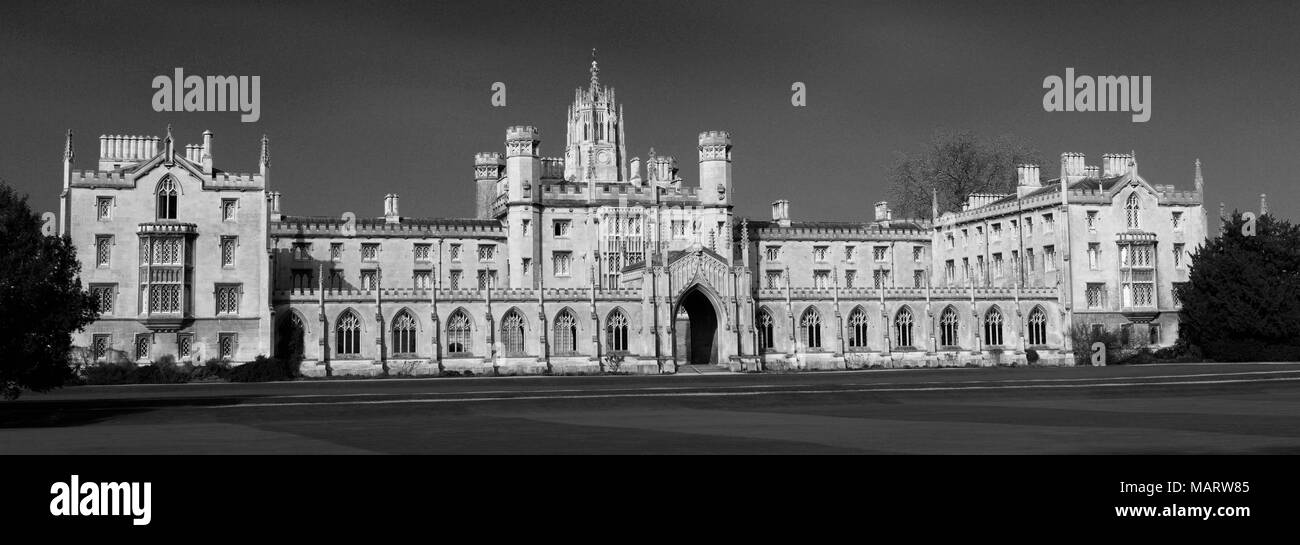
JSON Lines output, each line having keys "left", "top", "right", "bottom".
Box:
{"left": 1194, "top": 158, "right": 1203, "bottom": 190}
{"left": 64, "top": 129, "right": 74, "bottom": 162}
{"left": 166, "top": 124, "right": 173, "bottom": 139}
{"left": 589, "top": 48, "right": 599, "bottom": 93}
{"left": 260, "top": 134, "right": 270, "bottom": 167}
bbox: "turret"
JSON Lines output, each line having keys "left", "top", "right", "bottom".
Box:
{"left": 698, "top": 131, "right": 732, "bottom": 206}
{"left": 563, "top": 54, "right": 626, "bottom": 182}
{"left": 503, "top": 126, "right": 542, "bottom": 289}
{"left": 474, "top": 152, "right": 504, "bottom": 218}
{"left": 504, "top": 126, "right": 540, "bottom": 204}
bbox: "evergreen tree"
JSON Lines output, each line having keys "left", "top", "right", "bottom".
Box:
{"left": 0, "top": 182, "right": 99, "bottom": 399}
{"left": 1177, "top": 212, "right": 1300, "bottom": 361}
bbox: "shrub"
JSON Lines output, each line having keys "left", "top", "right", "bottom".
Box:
{"left": 228, "top": 355, "right": 295, "bottom": 383}
{"left": 79, "top": 360, "right": 137, "bottom": 385}
{"left": 603, "top": 355, "right": 626, "bottom": 374}
{"left": 190, "top": 359, "right": 232, "bottom": 382}
{"left": 1025, "top": 348, "right": 1040, "bottom": 364}
{"left": 1069, "top": 324, "right": 1123, "bottom": 366}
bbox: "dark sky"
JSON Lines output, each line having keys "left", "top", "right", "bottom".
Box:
{"left": 2, "top": 0, "right": 1297, "bottom": 222}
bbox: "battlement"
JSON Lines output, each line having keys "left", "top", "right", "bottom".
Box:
{"left": 272, "top": 215, "right": 505, "bottom": 238}
{"left": 272, "top": 286, "right": 642, "bottom": 304}
{"left": 207, "top": 171, "right": 263, "bottom": 188}
{"left": 474, "top": 152, "right": 504, "bottom": 165}
{"left": 698, "top": 131, "right": 732, "bottom": 146}
{"left": 506, "top": 125, "right": 540, "bottom": 141}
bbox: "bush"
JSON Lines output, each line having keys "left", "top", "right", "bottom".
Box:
{"left": 1070, "top": 324, "right": 1123, "bottom": 366}
{"left": 228, "top": 355, "right": 295, "bottom": 383}
{"left": 190, "top": 359, "right": 232, "bottom": 382}
{"left": 78, "top": 357, "right": 192, "bottom": 385}
{"left": 1025, "top": 348, "right": 1040, "bottom": 364}
{"left": 79, "top": 360, "right": 137, "bottom": 385}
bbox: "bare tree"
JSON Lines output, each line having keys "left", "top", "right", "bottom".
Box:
{"left": 889, "top": 129, "right": 1042, "bottom": 219}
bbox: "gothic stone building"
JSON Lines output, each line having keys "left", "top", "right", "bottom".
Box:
{"left": 61, "top": 61, "right": 1207, "bottom": 375}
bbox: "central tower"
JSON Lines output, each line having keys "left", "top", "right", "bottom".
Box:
{"left": 564, "top": 51, "right": 627, "bottom": 183}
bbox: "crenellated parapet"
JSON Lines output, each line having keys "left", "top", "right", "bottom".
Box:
{"left": 505, "top": 125, "right": 540, "bottom": 157}
{"left": 272, "top": 215, "right": 506, "bottom": 239}
{"left": 474, "top": 152, "right": 504, "bottom": 180}
{"left": 698, "top": 131, "right": 732, "bottom": 162}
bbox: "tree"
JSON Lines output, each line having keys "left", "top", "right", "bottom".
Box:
{"left": 1176, "top": 212, "right": 1300, "bottom": 361}
{"left": 0, "top": 182, "right": 99, "bottom": 399}
{"left": 889, "top": 129, "right": 1042, "bottom": 219}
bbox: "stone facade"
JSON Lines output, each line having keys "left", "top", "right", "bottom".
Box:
{"left": 61, "top": 60, "right": 1207, "bottom": 375}
{"left": 61, "top": 129, "right": 271, "bottom": 364}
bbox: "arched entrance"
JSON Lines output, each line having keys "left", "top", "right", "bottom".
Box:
{"left": 276, "top": 312, "right": 306, "bottom": 362}
{"left": 675, "top": 285, "right": 720, "bottom": 365}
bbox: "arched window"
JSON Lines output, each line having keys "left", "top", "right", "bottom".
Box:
{"left": 336, "top": 310, "right": 361, "bottom": 357}
{"left": 1125, "top": 193, "right": 1140, "bottom": 229}
{"left": 156, "top": 178, "right": 178, "bottom": 220}
{"left": 446, "top": 310, "right": 472, "bottom": 355}
{"left": 606, "top": 309, "right": 629, "bottom": 352}
{"left": 847, "top": 307, "right": 869, "bottom": 349}
{"left": 940, "top": 306, "right": 959, "bottom": 347}
{"left": 984, "top": 306, "right": 1004, "bottom": 346}
{"left": 757, "top": 308, "right": 775, "bottom": 351}
{"left": 391, "top": 310, "right": 417, "bottom": 355}
{"left": 894, "top": 306, "right": 914, "bottom": 348}
{"left": 1028, "top": 306, "right": 1048, "bottom": 346}
{"left": 553, "top": 309, "right": 578, "bottom": 354}
{"left": 800, "top": 307, "right": 822, "bottom": 350}
{"left": 501, "top": 309, "right": 526, "bottom": 356}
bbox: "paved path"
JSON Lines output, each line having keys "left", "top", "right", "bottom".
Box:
{"left": 5, "top": 363, "right": 1300, "bottom": 454}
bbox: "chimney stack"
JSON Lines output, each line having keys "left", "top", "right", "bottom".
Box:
{"left": 1017, "top": 164, "right": 1042, "bottom": 187}
{"left": 385, "top": 193, "right": 400, "bottom": 223}
{"left": 269, "top": 191, "right": 282, "bottom": 222}
{"left": 771, "top": 199, "right": 791, "bottom": 227}
{"left": 201, "top": 130, "right": 213, "bottom": 174}
{"left": 1103, "top": 153, "right": 1133, "bottom": 177}
{"left": 874, "top": 201, "right": 892, "bottom": 222}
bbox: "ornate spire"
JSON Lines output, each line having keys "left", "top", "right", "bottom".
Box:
{"left": 64, "top": 129, "right": 74, "bottom": 162}
{"left": 589, "top": 48, "right": 599, "bottom": 93}
{"left": 260, "top": 134, "right": 270, "bottom": 167}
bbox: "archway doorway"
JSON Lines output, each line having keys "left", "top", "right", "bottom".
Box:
{"left": 675, "top": 286, "right": 719, "bottom": 365}
{"left": 276, "top": 312, "right": 306, "bottom": 363}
